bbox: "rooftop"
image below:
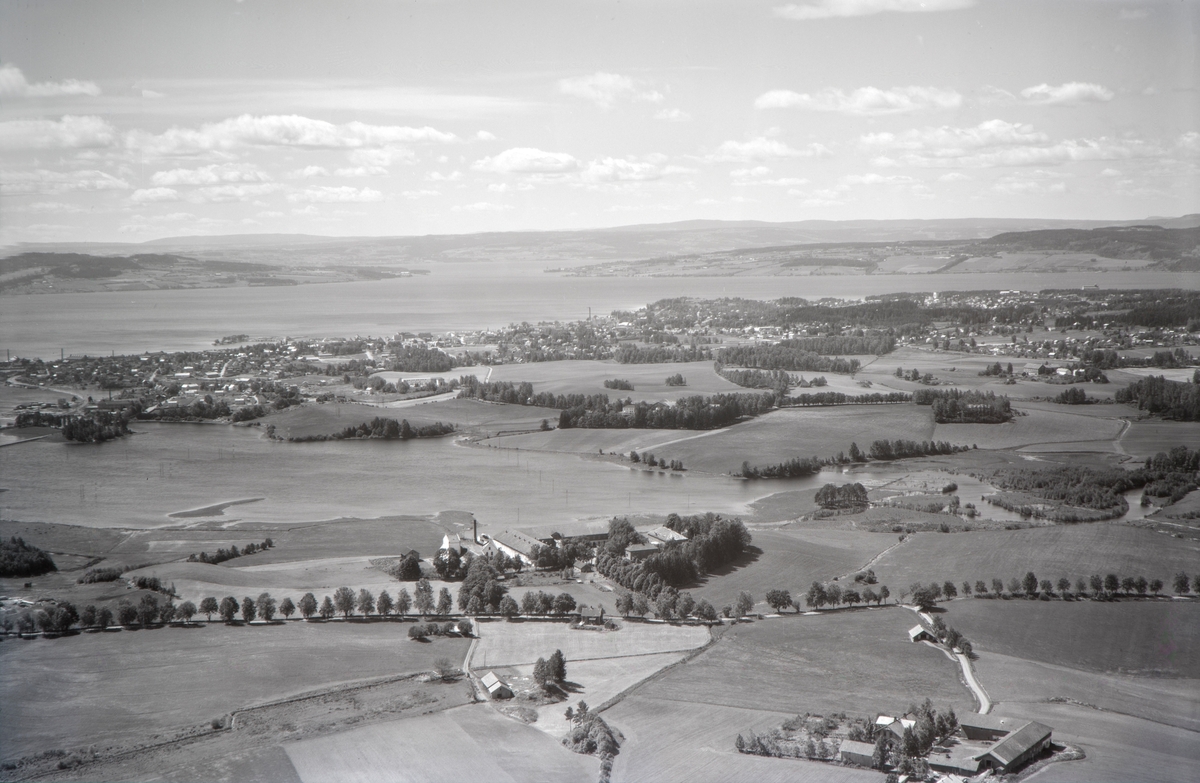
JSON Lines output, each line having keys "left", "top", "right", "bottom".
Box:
{"left": 980, "top": 721, "right": 1053, "bottom": 766}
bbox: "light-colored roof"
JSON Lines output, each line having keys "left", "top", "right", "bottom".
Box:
{"left": 908, "top": 625, "right": 931, "bottom": 639}
{"left": 646, "top": 525, "right": 688, "bottom": 543}
{"left": 959, "top": 713, "right": 1020, "bottom": 733}
{"left": 480, "top": 671, "right": 506, "bottom": 690}
{"left": 839, "top": 740, "right": 877, "bottom": 757}
{"left": 875, "top": 715, "right": 896, "bottom": 726}
{"left": 980, "top": 721, "right": 1052, "bottom": 766}
{"left": 489, "top": 529, "right": 542, "bottom": 556}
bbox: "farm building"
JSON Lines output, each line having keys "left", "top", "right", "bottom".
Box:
{"left": 480, "top": 671, "right": 512, "bottom": 699}
{"left": 578, "top": 605, "right": 604, "bottom": 625}
{"left": 908, "top": 625, "right": 935, "bottom": 643}
{"left": 625, "top": 543, "right": 660, "bottom": 562}
{"left": 481, "top": 529, "right": 542, "bottom": 565}
{"left": 839, "top": 739, "right": 878, "bottom": 768}
{"left": 973, "top": 720, "right": 1053, "bottom": 773}
{"left": 644, "top": 526, "right": 688, "bottom": 546}
{"left": 958, "top": 712, "right": 1023, "bottom": 741}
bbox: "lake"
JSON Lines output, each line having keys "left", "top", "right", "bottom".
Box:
{"left": 3, "top": 267, "right": 1196, "bottom": 359}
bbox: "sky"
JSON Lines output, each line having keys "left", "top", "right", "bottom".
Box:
{"left": 1, "top": 0, "right": 1197, "bottom": 244}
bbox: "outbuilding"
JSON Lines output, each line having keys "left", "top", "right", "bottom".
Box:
{"left": 974, "top": 720, "right": 1052, "bottom": 773}
{"left": 908, "top": 625, "right": 935, "bottom": 643}
{"left": 839, "top": 739, "right": 878, "bottom": 768}
{"left": 480, "top": 671, "right": 512, "bottom": 699}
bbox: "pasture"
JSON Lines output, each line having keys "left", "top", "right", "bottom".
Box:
{"left": 470, "top": 619, "right": 708, "bottom": 669}
{"left": 945, "top": 599, "right": 1200, "bottom": 678}
{"left": 1122, "top": 417, "right": 1200, "bottom": 458}
{"left": 0, "top": 620, "right": 469, "bottom": 760}
{"left": 265, "top": 397, "right": 562, "bottom": 438}
{"left": 867, "top": 524, "right": 1200, "bottom": 590}
{"left": 686, "top": 528, "right": 893, "bottom": 612}
{"left": 934, "top": 406, "right": 1126, "bottom": 451}
{"left": 283, "top": 704, "right": 598, "bottom": 783}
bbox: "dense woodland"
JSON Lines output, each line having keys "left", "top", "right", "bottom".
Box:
{"left": 0, "top": 537, "right": 56, "bottom": 578}
{"left": 912, "top": 388, "right": 1013, "bottom": 423}
{"left": 1116, "top": 375, "right": 1200, "bottom": 420}
{"left": 595, "top": 514, "right": 751, "bottom": 598}
{"left": 784, "top": 390, "right": 911, "bottom": 407}
{"left": 387, "top": 344, "right": 456, "bottom": 372}
{"left": 613, "top": 344, "right": 712, "bottom": 364}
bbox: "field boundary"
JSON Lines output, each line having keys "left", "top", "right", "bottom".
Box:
{"left": 595, "top": 628, "right": 719, "bottom": 714}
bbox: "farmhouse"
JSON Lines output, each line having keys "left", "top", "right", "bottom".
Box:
{"left": 625, "top": 543, "right": 660, "bottom": 562}
{"left": 839, "top": 739, "right": 877, "bottom": 768}
{"left": 908, "top": 625, "right": 935, "bottom": 643}
{"left": 480, "top": 671, "right": 512, "bottom": 699}
{"left": 578, "top": 605, "right": 604, "bottom": 625}
{"left": 644, "top": 525, "right": 688, "bottom": 546}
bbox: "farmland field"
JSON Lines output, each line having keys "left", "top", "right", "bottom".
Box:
{"left": 265, "top": 397, "right": 562, "bottom": 438}
{"left": 685, "top": 528, "right": 894, "bottom": 612}
{"left": 470, "top": 619, "right": 708, "bottom": 669}
{"left": 283, "top": 704, "right": 598, "bottom": 783}
{"left": 944, "top": 598, "right": 1200, "bottom": 678}
{"left": 1122, "top": 417, "right": 1200, "bottom": 458}
{"left": 867, "top": 524, "right": 1200, "bottom": 590}
{"left": 485, "top": 360, "right": 744, "bottom": 402}
{"left": 0, "top": 619, "right": 469, "bottom": 760}
{"left": 934, "top": 406, "right": 1126, "bottom": 451}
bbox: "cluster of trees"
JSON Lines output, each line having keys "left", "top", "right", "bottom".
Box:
{"left": 456, "top": 558, "right": 508, "bottom": 614}
{"left": 0, "top": 536, "right": 56, "bottom": 578}
{"left": 77, "top": 566, "right": 122, "bottom": 583}
{"left": 61, "top": 412, "right": 132, "bottom": 443}
{"left": 717, "top": 343, "right": 861, "bottom": 374}
{"left": 129, "top": 575, "right": 175, "bottom": 595}
{"left": 814, "top": 482, "right": 868, "bottom": 509}
{"left": 782, "top": 334, "right": 896, "bottom": 355}
{"left": 784, "top": 390, "right": 911, "bottom": 407}
{"left": 602, "top": 379, "right": 634, "bottom": 390}
{"left": 558, "top": 392, "right": 775, "bottom": 431}
{"left": 1055, "top": 386, "right": 1091, "bottom": 404}
{"left": 717, "top": 367, "right": 791, "bottom": 394}
{"left": 408, "top": 620, "right": 472, "bottom": 640}
{"left": 613, "top": 344, "right": 711, "bottom": 364}
{"left": 867, "top": 439, "right": 970, "bottom": 460}
{"left": 528, "top": 539, "right": 591, "bottom": 571}
{"left": 186, "top": 538, "right": 273, "bottom": 565}
{"left": 664, "top": 373, "right": 687, "bottom": 386}
{"left": 562, "top": 700, "right": 620, "bottom": 781}
{"left": 611, "top": 589, "right": 717, "bottom": 621}
{"left": 389, "top": 344, "right": 456, "bottom": 372}
{"left": 14, "top": 410, "right": 67, "bottom": 427}
{"left": 533, "top": 649, "right": 567, "bottom": 688}
{"left": 287, "top": 417, "right": 454, "bottom": 442}
{"left": 384, "top": 551, "right": 424, "bottom": 581}
{"left": 740, "top": 456, "right": 825, "bottom": 479}
{"left": 628, "top": 450, "right": 684, "bottom": 470}
{"left": 913, "top": 388, "right": 1013, "bottom": 423}
{"left": 1116, "top": 375, "right": 1200, "bottom": 420}
{"left": 513, "top": 590, "right": 578, "bottom": 616}
{"left": 979, "top": 362, "right": 1015, "bottom": 377}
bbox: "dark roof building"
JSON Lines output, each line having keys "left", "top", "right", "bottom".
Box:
{"left": 975, "top": 720, "right": 1053, "bottom": 773}
{"left": 958, "top": 712, "right": 1024, "bottom": 741}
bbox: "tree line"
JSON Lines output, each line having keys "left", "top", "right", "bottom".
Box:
{"left": 284, "top": 416, "right": 455, "bottom": 442}
{"left": 186, "top": 538, "right": 274, "bottom": 565}
{"left": 717, "top": 366, "right": 791, "bottom": 395}
{"left": 739, "top": 439, "right": 969, "bottom": 480}
{"left": 919, "top": 570, "right": 1199, "bottom": 604}
{"left": 558, "top": 392, "right": 776, "bottom": 430}
{"left": 783, "top": 390, "right": 911, "bottom": 407}
{"left": 717, "top": 343, "right": 861, "bottom": 374}
{"left": 613, "top": 344, "right": 711, "bottom": 364}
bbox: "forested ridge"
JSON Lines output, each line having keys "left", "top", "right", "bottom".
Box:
{"left": 1116, "top": 375, "right": 1200, "bottom": 420}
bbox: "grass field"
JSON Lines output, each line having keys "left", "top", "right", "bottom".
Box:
{"left": 283, "top": 704, "right": 598, "bottom": 783}
{"left": 265, "top": 397, "right": 563, "bottom": 438}
{"left": 485, "top": 360, "right": 744, "bottom": 403}
{"left": 604, "top": 608, "right": 970, "bottom": 783}
{"left": 868, "top": 524, "right": 1200, "bottom": 590}
{"left": 944, "top": 599, "right": 1200, "bottom": 678}
{"left": 934, "top": 406, "right": 1126, "bottom": 451}
{"left": 1122, "top": 417, "right": 1200, "bottom": 458}
{"left": 472, "top": 619, "right": 708, "bottom": 670}
{"left": 685, "top": 528, "right": 894, "bottom": 613}
{"left": 0, "top": 620, "right": 469, "bottom": 760}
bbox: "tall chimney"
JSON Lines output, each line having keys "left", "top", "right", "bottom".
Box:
{"left": 473, "top": 517, "right": 478, "bottom": 544}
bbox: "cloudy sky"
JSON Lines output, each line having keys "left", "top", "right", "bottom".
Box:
{"left": 1, "top": 0, "right": 1197, "bottom": 243}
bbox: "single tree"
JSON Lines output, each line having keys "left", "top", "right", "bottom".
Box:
{"left": 177, "top": 600, "right": 196, "bottom": 623}
{"left": 614, "top": 592, "right": 634, "bottom": 617}
{"left": 457, "top": 618, "right": 472, "bottom": 636}
{"left": 241, "top": 596, "right": 257, "bottom": 623}
{"left": 437, "top": 587, "right": 454, "bottom": 616}
{"left": 278, "top": 596, "right": 295, "bottom": 619}
{"left": 533, "top": 657, "right": 549, "bottom": 688}
{"left": 298, "top": 592, "right": 318, "bottom": 619}
{"left": 498, "top": 595, "right": 519, "bottom": 617}
{"left": 1057, "top": 577, "right": 1071, "bottom": 595}
{"left": 1006, "top": 577, "right": 1022, "bottom": 596}
{"left": 548, "top": 649, "right": 567, "bottom": 682}
{"left": 319, "top": 595, "right": 335, "bottom": 620}
{"left": 843, "top": 589, "right": 862, "bottom": 607}
{"left": 414, "top": 579, "right": 434, "bottom": 615}
{"left": 1040, "top": 579, "right": 1054, "bottom": 596}
{"left": 991, "top": 578, "right": 1004, "bottom": 596}
{"left": 159, "top": 601, "right": 176, "bottom": 624}
{"left": 1090, "top": 574, "right": 1104, "bottom": 595}
{"left": 333, "top": 586, "right": 356, "bottom": 618}
{"left": 694, "top": 599, "right": 717, "bottom": 621}
{"left": 942, "top": 581, "right": 957, "bottom": 599}
{"left": 257, "top": 592, "right": 277, "bottom": 621}
{"left": 676, "top": 592, "right": 695, "bottom": 618}
{"left": 396, "top": 587, "right": 412, "bottom": 616}
{"left": 1172, "top": 572, "right": 1191, "bottom": 594}
{"left": 1150, "top": 578, "right": 1164, "bottom": 595}
{"left": 1104, "top": 574, "right": 1120, "bottom": 595}
{"left": 1134, "top": 576, "right": 1148, "bottom": 595}
{"left": 80, "top": 604, "right": 97, "bottom": 628}
{"left": 376, "top": 591, "right": 393, "bottom": 618}
{"left": 358, "top": 588, "right": 376, "bottom": 617}
{"left": 1120, "top": 576, "right": 1136, "bottom": 595}
{"left": 138, "top": 594, "right": 159, "bottom": 626}
{"left": 805, "top": 582, "right": 827, "bottom": 610}
{"left": 765, "top": 589, "right": 792, "bottom": 613}
{"left": 219, "top": 596, "right": 239, "bottom": 623}
{"left": 735, "top": 591, "right": 755, "bottom": 617}
{"left": 962, "top": 581, "right": 972, "bottom": 596}
{"left": 632, "top": 593, "right": 649, "bottom": 617}
{"left": 1075, "top": 577, "right": 1088, "bottom": 597}
{"left": 974, "top": 580, "right": 988, "bottom": 595}
{"left": 879, "top": 585, "right": 890, "bottom": 604}
{"left": 1022, "top": 571, "right": 1039, "bottom": 597}
{"left": 554, "top": 592, "right": 577, "bottom": 615}
{"left": 97, "top": 606, "right": 114, "bottom": 628}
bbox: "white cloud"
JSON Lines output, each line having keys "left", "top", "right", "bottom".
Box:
{"left": 861, "top": 120, "right": 1047, "bottom": 151}
{"left": 0, "top": 115, "right": 117, "bottom": 149}
{"left": 348, "top": 146, "right": 418, "bottom": 167}
{"left": 488, "top": 183, "right": 509, "bottom": 193}
{"left": 193, "top": 183, "right": 282, "bottom": 203}
{"left": 557, "top": 72, "right": 664, "bottom": 109}
{"left": 938, "top": 172, "right": 970, "bottom": 181}
{"left": 1099, "top": 168, "right": 1122, "bottom": 177}
{"left": 841, "top": 173, "right": 916, "bottom": 186}
{"left": 580, "top": 157, "right": 667, "bottom": 183}
{"left": 333, "top": 166, "right": 387, "bottom": 177}
{"left": 773, "top": 0, "right": 974, "bottom": 20}
{"left": 0, "top": 63, "right": 101, "bottom": 97}
{"left": 453, "top": 202, "right": 512, "bottom": 212}
{"left": 287, "top": 186, "right": 384, "bottom": 203}
{"left": 1177, "top": 131, "right": 1200, "bottom": 154}
{"left": 756, "top": 86, "right": 961, "bottom": 114}
{"left": 290, "top": 165, "right": 330, "bottom": 178}
{"left": 402, "top": 189, "right": 441, "bottom": 199}
{"left": 151, "top": 163, "right": 270, "bottom": 186}
{"left": 992, "top": 171, "right": 1068, "bottom": 195}
{"left": 130, "top": 187, "right": 181, "bottom": 203}
{"left": 654, "top": 108, "right": 692, "bottom": 122}
{"left": 476, "top": 130, "right": 497, "bottom": 141}
{"left": 128, "top": 114, "right": 457, "bottom": 156}
{"left": 708, "top": 137, "right": 830, "bottom": 162}
{"left": 731, "top": 166, "right": 809, "bottom": 186}
{"left": 1020, "top": 82, "right": 1114, "bottom": 106}
{"left": 473, "top": 147, "right": 580, "bottom": 174}
{"left": 427, "top": 170, "right": 464, "bottom": 182}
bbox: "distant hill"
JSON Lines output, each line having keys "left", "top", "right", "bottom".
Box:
{"left": 981, "top": 225, "right": 1200, "bottom": 266}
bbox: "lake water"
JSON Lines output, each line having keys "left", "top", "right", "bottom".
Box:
{"left": 3, "top": 267, "right": 1196, "bottom": 359}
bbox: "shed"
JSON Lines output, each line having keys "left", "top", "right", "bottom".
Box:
{"left": 839, "top": 739, "right": 878, "bottom": 768}
{"left": 480, "top": 671, "right": 512, "bottom": 699}
{"left": 908, "top": 625, "right": 935, "bottom": 643}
